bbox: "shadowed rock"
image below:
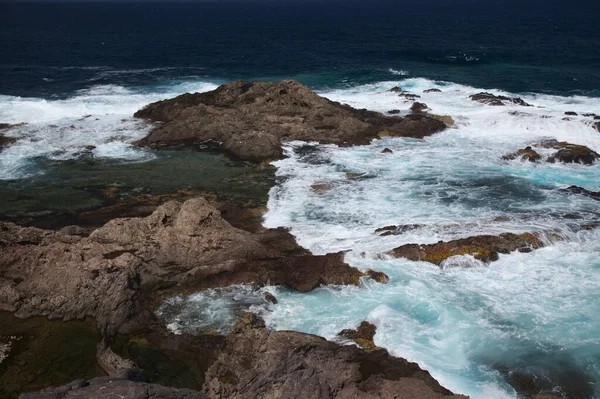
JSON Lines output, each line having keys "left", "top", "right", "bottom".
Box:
{"left": 134, "top": 80, "right": 447, "bottom": 162}
{"left": 470, "top": 92, "right": 532, "bottom": 107}
{"left": 389, "top": 232, "right": 544, "bottom": 265}
{"left": 203, "top": 313, "right": 467, "bottom": 399}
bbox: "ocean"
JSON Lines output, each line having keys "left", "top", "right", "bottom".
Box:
{"left": 1, "top": 1, "right": 600, "bottom": 398}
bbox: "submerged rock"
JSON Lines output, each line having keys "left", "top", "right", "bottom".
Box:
{"left": 0, "top": 134, "right": 17, "bottom": 151}
{"left": 203, "top": 314, "right": 466, "bottom": 399}
{"left": 387, "top": 109, "right": 401, "bottom": 115}
{"left": 562, "top": 185, "right": 600, "bottom": 200}
{"left": 424, "top": 88, "right": 442, "bottom": 93}
{"left": 564, "top": 111, "right": 578, "bottom": 116}
{"left": 381, "top": 148, "right": 393, "bottom": 154}
{"left": 134, "top": 80, "right": 447, "bottom": 161}
{"left": 388, "top": 232, "right": 544, "bottom": 265}
{"left": 502, "top": 146, "right": 542, "bottom": 162}
{"left": 469, "top": 92, "right": 532, "bottom": 107}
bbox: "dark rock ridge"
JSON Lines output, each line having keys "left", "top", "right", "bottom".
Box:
{"left": 21, "top": 314, "right": 465, "bottom": 399}
{"left": 0, "top": 197, "right": 384, "bottom": 335}
{"left": 469, "top": 92, "right": 533, "bottom": 107}
{"left": 389, "top": 232, "right": 544, "bottom": 265}
{"left": 203, "top": 313, "right": 466, "bottom": 399}
{"left": 134, "top": 80, "right": 447, "bottom": 162}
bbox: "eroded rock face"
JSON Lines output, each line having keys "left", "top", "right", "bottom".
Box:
{"left": 389, "top": 233, "right": 544, "bottom": 265}
{"left": 469, "top": 92, "right": 532, "bottom": 107}
{"left": 203, "top": 313, "right": 467, "bottom": 399}
{"left": 134, "top": 80, "right": 447, "bottom": 161}
{"left": 0, "top": 197, "right": 374, "bottom": 334}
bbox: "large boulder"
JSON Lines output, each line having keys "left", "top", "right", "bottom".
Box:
{"left": 389, "top": 232, "right": 544, "bottom": 265}
{"left": 134, "top": 80, "right": 447, "bottom": 161}
{"left": 202, "top": 313, "right": 467, "bottom": 399}
{"left": 0, "top": 198, "right": 377, "bottom": 335}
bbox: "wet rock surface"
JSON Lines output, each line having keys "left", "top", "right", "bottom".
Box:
{"left": 504, "top": 140, "right": 599, "bottom": 165}
{"left": 469, "top": 92, "right": 532, "bottom": 107}
{"left": 389, "top": 232, "right": 544, "bottom": 265}
{"left": 134, "top": 80, "right": 447, "bottom": 161}
{"left": 338, "top": 321, "right": 378, "bottom": 350}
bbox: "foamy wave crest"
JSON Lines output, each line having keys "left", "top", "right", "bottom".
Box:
{"left": 388, "top": 68, "right": 409, "bottom": 76}
{"left": 0, "top": 81, "right": 218, "bottom": 180}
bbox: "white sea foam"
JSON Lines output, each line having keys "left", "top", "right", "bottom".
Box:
{"left": 0, "top": 81, "right": 218, "bottom": 179}
{"left": 258, "top": 78, "right": 600, "bottom": 398}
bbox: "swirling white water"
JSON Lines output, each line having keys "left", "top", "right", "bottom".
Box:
{"left": 3, "top": 75, "right": 600, "bottom": 397}
{"left": 158, "top": 79, "right": 600, "bottom": 398}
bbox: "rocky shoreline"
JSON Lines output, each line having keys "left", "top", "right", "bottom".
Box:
{"left": 2, "top": 79, "right": 593, "bottom": 398}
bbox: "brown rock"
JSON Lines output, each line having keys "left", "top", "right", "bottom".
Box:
{"left": 410, "top": 102, "right": 429, "bottom": 113}
{"left": 389, "top": 232, "right": 544, "bottom": 265}
{"left": 366, "top": 269, "right": 390, "bottom": 283}
{"left": 339, "top": 321, "right": 378, "bottom": 350}
{"left": 502, "top": 146, "right": 542, "bottom": 162}
{"left": 311, "top": 183, "right": 333, "bottom": 192}
{"left": 0, "top": 198, "right": 380, "bottom": 334}
{"left": 134, "top": 80, "right": 447, "bottom": 162}
{"left": 203, "top": 314, "right": 466, "bottom": 399}
{"left": 469, "top": 92, "right": 532, "bottom": 107}
{"left": 263, "top": 293, "right": 277, "bottom": 304}
{"left": 547, "top": 145, "right": 599, "bottom": 165}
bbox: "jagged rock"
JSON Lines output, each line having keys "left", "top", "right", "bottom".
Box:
{"left": 375, "top": 224, "right": 423, "bottom": 236}
{"left": 263, "top": 293, "right": 277, "bottom": 304}
{"left": 19, "top": 375, "right": 205, "bottom": 399}
{"left": 410, "top": 102, "right": 429, "bottom": 113}
{"left": 502, "top": 146, "right": 542, "bottom": 162}
{"left": 134, "top": 80, "right": 447, "bottom": 162}
{"left": 338, "top": 321, "right": 378, "bottom": 350}
{"left": 424, "top": 88, "right": 442, "bottom": 93}
{"left": 469, "top": 92, "right": 532, "bottom": 107}
{"left": 381, "top": 148, "right": 393, "bottom": 154}
{"left": 388, "top": 232, "right": 544, "bottom": 265}
{"left": 203, "top": 314, "right": 466, "bottom": 399}
{"left": 547, "top": 145, "right": 599, "bottom": 165}
{"left": 0, "top": 198, "right": 381, "bottom": 335}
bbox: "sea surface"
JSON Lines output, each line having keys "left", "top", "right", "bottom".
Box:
{"left": 1, "top": 1, "right": 600, "bottom": 398}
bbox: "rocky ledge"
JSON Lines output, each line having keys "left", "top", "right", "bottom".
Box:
{"left": 469, "top": 92, "right": 532, "bottom": 107}
{"left": 388, "top": 232, "right": 545, "bottom": 265}
{"left": 22, "top": 314, "right": 466, "bottom": 399}
{"left": 503, "top": 140, "right": 600, "bottom": 165}
{"left": 134, "top": 80, "right": 448, "bottom": 162}
{"left": 0, "top": 197, "right": 383, "bottom": 335}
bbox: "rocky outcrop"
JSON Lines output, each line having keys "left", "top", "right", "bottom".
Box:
{"left": 504, "top": 140, "right": 599, "bottom": 165}
{"left": 338, "top": 321, "right": 378, "bottom": 350}
{"left": 410, "top": 102, "right": 429, "bottom": 113}
{"left": 389, "top": 233, "right": 544, "bottom": 265}
{"left": 502, "top": 146, "right": 542, "bottom": 162}
{"left": 134, "top": 80, "right": 447, "bottom": 161}
{"left": 21, "top": 314, "right": 464, "bottom": 399}
{"left": 469, "top": 92, "right": 532, "bottom": 107}
{"left": 0, "top": 197, "right": 379, "bottom": 335}
{"left": 203, "top": 313, "right": 467, "bottom": 399}
{"left": 19, "top": 375, "right": 205, "bottom": 399}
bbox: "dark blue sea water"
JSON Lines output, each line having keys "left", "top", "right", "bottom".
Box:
{"left": 1, "top": 0, "right": 600, "bottom": 98}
